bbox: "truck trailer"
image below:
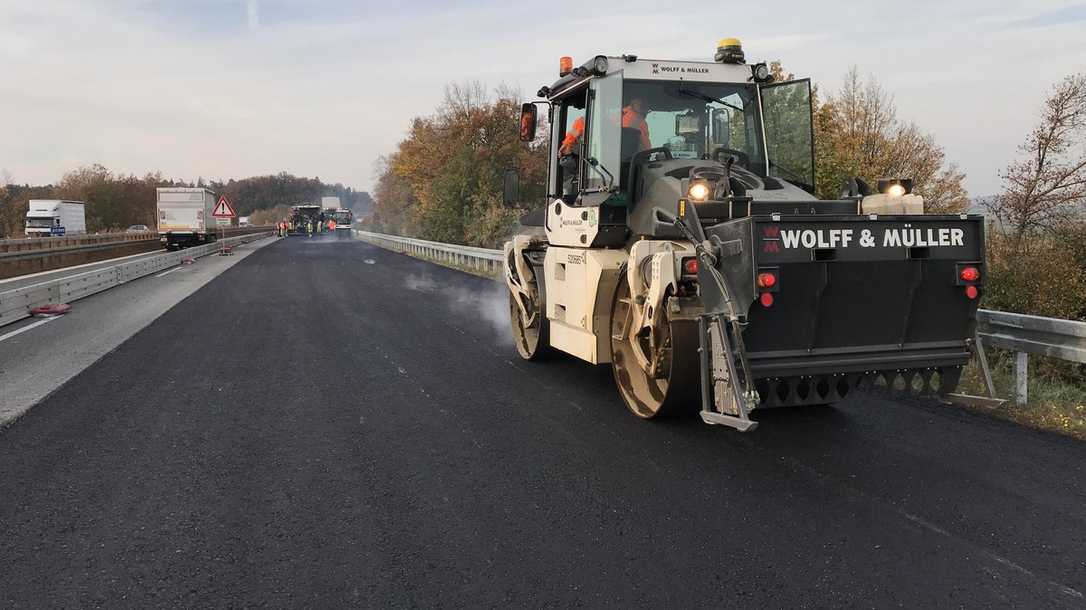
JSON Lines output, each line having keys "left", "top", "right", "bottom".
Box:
{"left": 156, "top": 187, "right": 218, "bottom": 250}
{"left": 321, "top": 196, "right": 341, "bottom": 213}
{"left": 503, "top": 40, "right": 985, "bottom": 431}
{"left": 24, "top": 200, "right": 86, "bottom": 238}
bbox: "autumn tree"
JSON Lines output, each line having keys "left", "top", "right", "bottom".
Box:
{"left": 373, "top": 82, "right": 548, "bottom": 247}
{"left": 0, "top": 181, "right": 53, "bottom": 238}
{"left": 986, "top": 73, "right": 1086, "bottom": 251}
{"left": 980, "top": 73, "right": 1086, "bottom": 320}
{"left": 816, "top": 68, "right": 968, "bottom": 212}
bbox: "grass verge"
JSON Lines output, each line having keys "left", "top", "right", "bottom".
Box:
{"left": 957, "top": 349, "right": 1086, "bottom": 441}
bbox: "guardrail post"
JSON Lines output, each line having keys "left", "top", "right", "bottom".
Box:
{"left": 1014, "top": 351, "right": 1029, "bottom": 406}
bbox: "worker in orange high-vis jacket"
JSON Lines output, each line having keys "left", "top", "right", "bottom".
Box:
{"left": 559, "top": 116, "right": 586, "bottom": 156}
{"left": 557, "top": 98, "right": 652, "bottom": 158}
{"left": 622, "top": 98, "right": 652, "bottom": 151}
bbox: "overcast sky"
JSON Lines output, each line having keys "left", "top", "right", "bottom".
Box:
{"left": 2, "top": 0, "right": 1085, "bottom": 196}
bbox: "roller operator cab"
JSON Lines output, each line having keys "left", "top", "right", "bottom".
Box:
{"left": 503, "top": 40, "right": 985, "bottom": 431}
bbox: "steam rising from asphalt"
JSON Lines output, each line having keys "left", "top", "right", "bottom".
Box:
{"left": 403, "top": 271, "right": 511, "bottom": 346}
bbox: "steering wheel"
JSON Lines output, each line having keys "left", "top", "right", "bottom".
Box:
{"left": 712, "top": 147, "right": 750, "bottom": 167}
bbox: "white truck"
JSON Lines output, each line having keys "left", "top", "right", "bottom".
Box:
{"left": 332, "top": 208, "right": 353, "bottom": 237}
{"left": 25, "top": 200, "right": 86, "bottom": 238}
{"left": 156, "top": 187, "right": 217, "bottom": 250}
{"left": 321, "top": 196, "right": 341, "bottom": 213}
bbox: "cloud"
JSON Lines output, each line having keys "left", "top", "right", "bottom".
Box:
{"left": 247, "top": 0, "right": 260, "bottom": 31}
{"left": 1, "top": 0, "right": 1085, "bottom": 197}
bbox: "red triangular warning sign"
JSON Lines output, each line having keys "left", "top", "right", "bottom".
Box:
{"left": 212, "top": 195, "right": 237, "bottom": 218}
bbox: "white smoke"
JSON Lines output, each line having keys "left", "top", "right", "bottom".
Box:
{"left": 403, "top": 271, "right": 511, "bottom": 343}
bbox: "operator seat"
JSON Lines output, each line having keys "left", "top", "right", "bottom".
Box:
{"left": 618, "top": 127, "right": 644, "bottom": 191}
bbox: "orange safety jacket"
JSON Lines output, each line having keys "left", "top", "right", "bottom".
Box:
{"left": 559, "top": 116, "right": 585, "bottom": 155}
{"left": 559, "top": 106, "right": 651, "bottom": 155}
{"left": 622, "top": 106, "right": 651, "bottom": 151}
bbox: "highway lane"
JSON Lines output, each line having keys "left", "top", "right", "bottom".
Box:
{"left": 1, "top": 235, "right": 1084, "bottom": 607}
{"left": 0, "top": 236, "right": 278, "bottom": 424}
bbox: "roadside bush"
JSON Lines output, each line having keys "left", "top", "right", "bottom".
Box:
{"left": 983, "top": 230, "right": 1086, "bottom": 321}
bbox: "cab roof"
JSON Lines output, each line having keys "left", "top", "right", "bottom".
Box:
{"left": 541, "top": 55, "right": 758, "bottom": 101}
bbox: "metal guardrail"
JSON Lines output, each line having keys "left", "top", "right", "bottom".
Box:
{"left": 0, "top": 226, "right": 273, "bottom": 253}
{"left": 0, "top": 238, "right": 159, "bottom": 262}
{"left": 355, "top": 230, "right": 503, "bottom": 274}
{"left": 0, "top": 231, "right": 158, "bottom": 254}
{"left": 0, "top": 226, "right": 275, "bottom": 280}
{"left": 0, "top": 232, "right": 274, "bottom": 327}
{"left": 976, "top": 310, "right": 1086, "bottom": 364}
{"left": 976, "top": 310, "right": 1086, "bottom": 405}
{"left": 357, "top": 229, "right": 1086, "bottom": 407}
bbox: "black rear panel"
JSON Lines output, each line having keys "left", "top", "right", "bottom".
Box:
{"left": 705, "top": 215, "right": 985, "bottom": 379}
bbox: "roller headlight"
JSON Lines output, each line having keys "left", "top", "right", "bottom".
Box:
{"left": 877, "top": 178, "right": 913, "bottom": 197}
{"left": 688, "top": 181, "right": 711, "bottom": 202}
{"left": 752, "top": 62, "right": 772, "bottom": 83}
{"left": 592, "top": 55, "right": 609, "bottom": 75}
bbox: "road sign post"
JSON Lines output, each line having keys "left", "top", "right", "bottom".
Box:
{"left": 212, "top": 195, "right": 237, "bottom": 255}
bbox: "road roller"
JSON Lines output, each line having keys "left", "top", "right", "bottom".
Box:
{"left": 502, "top": 40, "right": 985, "bottom": 431}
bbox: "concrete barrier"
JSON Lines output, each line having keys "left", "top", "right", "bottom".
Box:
{"left": 0, "top": 232, "right": 275, "bottom": 327}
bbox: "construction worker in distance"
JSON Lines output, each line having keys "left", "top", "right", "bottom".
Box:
{"left": 306, "top": 220, "right": 314, "bottom": 238}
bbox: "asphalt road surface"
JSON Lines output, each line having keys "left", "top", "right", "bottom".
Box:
{"left": 1, "top": 235, "right": 1084, "bottom": 608}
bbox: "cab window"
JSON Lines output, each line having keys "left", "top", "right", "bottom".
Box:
{"left": 550, "top": 89, "right": 587, "bottom": 200}
{"left": 583, "top": 73, "right": 622, "bottom": 192}
{"left": 761, "top": 79, "right": 815, "bottom": 192}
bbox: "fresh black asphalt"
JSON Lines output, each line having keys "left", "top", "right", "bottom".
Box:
{"left": 1, "top": 236, "right": 1084, "bottom": 607}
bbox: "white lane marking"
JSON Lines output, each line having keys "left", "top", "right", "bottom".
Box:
{"left": 0, "top": 250, "right": 159, "bottom": 285}
{"left": 0, "top": 316, "right": 61, "bottom": 343}
{"left": 155, "top": 266, "right": 184, "bottom": 278}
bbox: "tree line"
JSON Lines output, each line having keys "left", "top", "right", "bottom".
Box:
{"left": 367, "top": 83, "right": 548, "bottom": 248}
{"left": 0, "top": 167, "right": 373, "bottom": 238}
